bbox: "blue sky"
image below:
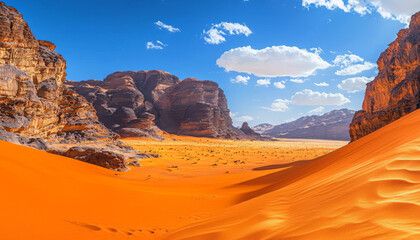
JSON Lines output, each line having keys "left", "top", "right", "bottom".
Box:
{"left": 6, "top": 0, "right": 418, "bottom": 125}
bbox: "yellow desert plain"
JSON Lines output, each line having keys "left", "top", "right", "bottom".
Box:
{"left": 2, "top": 110, "right": 420, "bottom": 239}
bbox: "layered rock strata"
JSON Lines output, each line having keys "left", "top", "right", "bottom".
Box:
{"left": 67, "top": 73, "right": 241, "bottom": 139}
{"left": 0, "top": 2, "right": 146, "bottom": 171}
{"left": 350, "top": 12, "right": 420, "bottom": 141}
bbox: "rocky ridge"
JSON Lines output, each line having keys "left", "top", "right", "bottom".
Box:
{"left": 0, "top": 2, "right": 147, "bottom": 171}
{"left": 255, "top": 109, "right": 355, "bottom": 141}
{"left": 349, "top": 12, "right": 420, "bottom": 141}
{"left": 67, "top": 72, "right": 242, "bottom": 139}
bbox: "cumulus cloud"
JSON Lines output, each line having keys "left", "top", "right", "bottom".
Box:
{"left": 333, "top": 54, "right": 364, "bottom": 66}
{"left": 146, "top": 40, "right": 166, "bottom": 50}
{"left": 262, "top": 99, "right": 290, "bottom": 112}
{"left": 262, "top": 89, "right": 349, "bottom": 112}
{"left": 217, "top": 46, "right": 330, "bottom": 78}
{"left": 291, "top": 89, "right": 350, "bottom": 105}
{"left": 290, "top": 78, "right": 305, "bottom": 83}
{"left": 302, "top": 0, "right": 420, "bottom": 24}
{"left": 338, "top": 76, "right": 374, "bottom": 92}
{"left": 203, "top": 22, "right": 252, "bottom": 44}
{"left": 335, "top": 62, "right": 376, "bottom": 75}
{"left": 274, "top": 81, "right": 286, "bottom": 89}
{"left": 314, "top": 82, "right": 329, "bottom": 86}
{"left": 256, "top": 79, "right": 271, "bottom": 86}
{"left": 230, "top": 112, "right": 254, "bottom": 122}
{"left": 231, "top": 75, "right": 250, "bottom": 84}
{"left": 333, "top": 53, "right": 376, "bottom": 76}
{"left": 309, "top": 106, "right": 325, "bottom": 114}
{"left": 235, "top": 115, "right": 254, "bottom": 122}
{"left": 155, "top": 21, "right": 180, "bottom": 32}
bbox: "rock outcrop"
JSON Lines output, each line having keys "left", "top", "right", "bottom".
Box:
{"left": 64, "top": 147, "right": 127, "bottom": 171}
{"left": 67, "top": 72, "right": 241, "bottom": 139}
{"left": 255, "top": 109, "right": 355, "bottom": 141}
{"left": 240, "top": 122, "right": 271, "bottom": 141}
{"left": 349, "top": 12, "right": 420, "bottom": 141}
{"left": 0, "top": 2, "right": 143, "bottom": 171}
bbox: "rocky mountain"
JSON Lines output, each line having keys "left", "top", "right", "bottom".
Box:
{"left": 67, "top": 72, "right": 242, "bottom": 139}
{"left": 0, "top": 2, "right": 146, "bottom": 171}
{"left": 254, "top": 109, "right": 355, "bottom": 141}
{"left": 350, "top": 12, "right": 420, "bottom": 141}
{"left": 239, "top": 122, "right": 271, "bottom": 141}
{"left": 252, "top": 123, "right": 274, "bottom": 134}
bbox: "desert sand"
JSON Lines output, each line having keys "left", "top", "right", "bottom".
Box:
{"left": 0, "top": 133, "right": 342, "bottom": 240}
{"left": 2, "top": 109, "right": 420, "bottom": 240}
{"left": 164, "top": 110, "right": 420, "bottom": 240}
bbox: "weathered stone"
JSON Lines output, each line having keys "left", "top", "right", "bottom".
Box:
{"left": 67, "top": 72, "right": 241, "bottom": 139}
{"left": 0, "top": 2, "right": 144, "bottom": 171}
{"left": 350, "top": 12, "right": 420, "bottom": 141}
{"left": 65, "top": 147, "right": 128, "bottom": 172}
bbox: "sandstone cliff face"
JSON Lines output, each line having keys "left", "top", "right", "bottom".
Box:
{"left": 350, "top": 12, "right": 420, "bottom": 141}
{"left": 67, "top": 73, "right": 241, "bottom": 139}
{"left": 0, "top": 2, "right": 134, "bottom": 171}
{"left": 0, "top": 2, "right": 115, "bottom": 142}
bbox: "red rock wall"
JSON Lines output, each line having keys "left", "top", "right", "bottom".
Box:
{"left": 350, "top": 11, "right": 420, "bottom": 141}
{"left": 0, "top": 2, "right": 116, "bottom": 143}
{"left": 68, "top": 73, "right": 241, "bottom": 139}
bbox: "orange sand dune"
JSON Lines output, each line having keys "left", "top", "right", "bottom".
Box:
{"left": 0, "top": 132, "right": 341, "bottom": 239}
{"left": 163, "top": 109, "right": 420, "bottom": 240}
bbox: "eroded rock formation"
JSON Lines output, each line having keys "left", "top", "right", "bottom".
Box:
{"left": 0, "top": 2, "right": 140, "bottom": 171}
{"left": 349, "top": 12, "right": 420, "bottom": 141}
{"left": 67, "top": 72, "right": 241, "bottom": 139}
{"left": 240, "top": 122, "right": 271, "bottom": 141}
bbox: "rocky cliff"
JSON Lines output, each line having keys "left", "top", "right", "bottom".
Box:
{"left": 349, "top": 12, "right": 420, "bottom": 141}
{"left": 0, "top": 2, "right": 143, "bottom": 171}
{"left": 67, "top": 72, "right": 241, "bottom": 139}
{"left": 255, "top": 109, "right": 355, "bottom": 141}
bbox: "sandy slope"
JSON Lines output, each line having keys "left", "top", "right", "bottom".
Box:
{"left": 163, "top": 109, "right": 420, "bottom": 239}
{"left": 3, "top": 108, "right": 419, "bottom": 240}
{"left": 0, "top": 133, "right": 341, "bottom": 239}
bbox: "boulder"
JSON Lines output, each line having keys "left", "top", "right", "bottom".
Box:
{"left": 65, "top": 147, "right": 128, "bottom": 172}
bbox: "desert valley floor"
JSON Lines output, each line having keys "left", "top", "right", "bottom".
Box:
{"left": 3, "top": 109, "right": 420, "bottom": 239}
{"left": 0, "top": 133, "right": 344, "bottom": 240}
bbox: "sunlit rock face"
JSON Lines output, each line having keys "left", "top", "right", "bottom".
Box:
{"left": 67, "top": 73, "right": 242, "bottom": 139}
{"left": 350, "top": 11, "right": 420, "bottom": 141}
{"left": 0, "top": 2, "right": 136, "bottom": 171}
{"left": 0, "top": 2, "right": 116, "bottom": 143}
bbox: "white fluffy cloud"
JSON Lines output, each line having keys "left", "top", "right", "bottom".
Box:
{"left": 273, "top": 81, "right": 286, "bottom": 89}
{"left": 146, "top": 40, "right": 166, "bottom": 50}
{"left": 154, "top": 21, "right": 180, "bottom": 32}
{"left": 309, "top": 106, "right": 325, "bottom": 114}
{"left": 230, "top": 112, "right": 254, "bottom": 122}
{"left": 290, "top": 78, "right": 305, "bottom": 83}
{"left": 262, "top": 99, "right": 290, "bottom": 112}
{"left": 203, "top": 22, "right": 252, "bottom": 44}
{"left": 314, "top": 82, "right": 329, "bottom": 86}
{"left": 333, "top": 53, "right": 376, "bottom": 76}
{"left": 333, "top": 54, "right": 364, "bottom": 66}
{"left": 231, "top": 75, "right": 250, "bottom": 84}
{"left": 338, "top": 76, "right": 374, "bottom": 92}
{"left": 263, "top": 89, "right": 349, "bottom": 112}
{"left": 256, "top": 78, "right": 271, "bottom": 86}
{"left": 235, "top": 115, "right": 254, "bottom": 122}
{"left": 291, "top": 89, "right": 351, "bottom": 105}
{"left": 217, "top": 46, "right": 330, "bottom": 78}
{"left": 335, "top": 62, "right": 376, "bottom": 75}
{"left": 302, "top": 0, "right": 420, "bottom": 24}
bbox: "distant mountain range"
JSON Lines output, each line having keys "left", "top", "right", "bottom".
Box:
{"left": 253, "top": 109, "right": 356, "bottom": 141}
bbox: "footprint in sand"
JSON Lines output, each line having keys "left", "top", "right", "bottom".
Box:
{"left": 70, "top": 222, "right": 102, "bottom": 231}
